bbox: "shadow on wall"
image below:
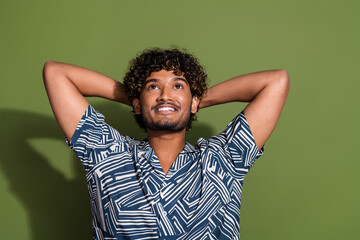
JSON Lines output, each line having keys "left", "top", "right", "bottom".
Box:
{"left": 0, "top": 101, "right": 215, "bottom": 240}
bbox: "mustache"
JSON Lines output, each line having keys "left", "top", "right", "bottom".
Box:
{"left": 151, "top": 101, "right": 180, "bottom": 110}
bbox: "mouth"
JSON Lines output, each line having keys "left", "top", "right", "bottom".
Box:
{"left": 157, "top": 106, "right": 176, "bottom": 112}
{"left": 153, "top": 103, "right": 180, "bottom": 113}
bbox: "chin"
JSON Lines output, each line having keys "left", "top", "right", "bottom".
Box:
{"left": 147, "top": 120, "right": 186, "bottom": 132}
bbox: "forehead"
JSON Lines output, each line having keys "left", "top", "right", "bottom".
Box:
{"left": 145, "top": 69, "right": 186, "bottom": 82}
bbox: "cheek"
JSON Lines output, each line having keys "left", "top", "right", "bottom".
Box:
{"left": 139, "top": 97, "right": 156, "bottom": 114}
{"left": 183, "top": 97, "right": 193, "bottom": 109}
{"left": 139, "top": 94, "right": 152, "bottom": 107}
{"left": 178, "top": 92, "right": 192, "bottom": 103}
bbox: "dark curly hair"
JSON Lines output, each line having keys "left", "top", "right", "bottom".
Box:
{"left": 123, "top": 47, "right": 208, "bottom": 131}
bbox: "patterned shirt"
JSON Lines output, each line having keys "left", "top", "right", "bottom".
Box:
{"left": 66, "top": 105, "right": 264, "bottom": 240}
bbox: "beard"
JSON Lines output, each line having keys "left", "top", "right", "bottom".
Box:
{"left": 141, "top": 111, "right": 191, "bottom": 132}
{"left": 140, "top": 102, "right": 192, "bottom": 132}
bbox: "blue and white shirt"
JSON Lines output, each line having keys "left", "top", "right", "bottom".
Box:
{"left": 66, "top": 105, "right": 264, "bottom": 240}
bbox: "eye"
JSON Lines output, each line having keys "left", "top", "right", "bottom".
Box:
{"left": 148, "top": 84, "right": 158, "bottom": 90}
{"left": 174, "top": 84, "right": 184, "bottom": 89}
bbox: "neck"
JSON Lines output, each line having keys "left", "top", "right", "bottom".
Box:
{"left": 146, "top": 129, "right": 186, "bottom": 175}
{"left": 146, "top": 129, "right": 186, "bottom": 152}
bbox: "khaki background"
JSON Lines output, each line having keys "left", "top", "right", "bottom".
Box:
{"left": 0, "top": 0, "right": 359, "bottom": 239}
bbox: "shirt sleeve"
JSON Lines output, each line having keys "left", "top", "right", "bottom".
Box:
{"left": 208, "top": 110, "right": 265, "bottom": 171}
{"left": 226, "top": 110, "right": 264, "bottom": 169}
{"left": 65, "top": 104, "right": 125, "bottom": 172}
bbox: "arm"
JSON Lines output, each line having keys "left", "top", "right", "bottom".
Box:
{"left": 199, "top": 69, "right": 290, "bottom": 150}
{"left": 42, "top": 61, "right": 130, "bottom": 141}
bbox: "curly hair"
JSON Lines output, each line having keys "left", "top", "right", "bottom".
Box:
{"left": 123, "top": 48, "right": 208, "bottom": 131}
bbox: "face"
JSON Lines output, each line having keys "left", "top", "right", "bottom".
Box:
{"left": 132, "top": 69, "right": 199, "bottom": 132}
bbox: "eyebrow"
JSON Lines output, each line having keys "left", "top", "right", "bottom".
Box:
{"left": 144, "top": 77, "right": 188, "bottom": 85}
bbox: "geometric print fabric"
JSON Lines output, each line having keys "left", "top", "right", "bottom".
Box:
{"left": 66, "top": 105, "right": 264, "bottom": 240}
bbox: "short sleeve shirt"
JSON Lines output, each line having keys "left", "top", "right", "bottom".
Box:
{"left": 66, "top": 105, "right": 264, "bottom": 240}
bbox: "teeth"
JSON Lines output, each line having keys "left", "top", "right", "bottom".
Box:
{"left": 158, "top": 107, "right": 175, "bottom": 111}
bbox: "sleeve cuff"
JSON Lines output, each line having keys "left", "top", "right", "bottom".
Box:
{"left": 64, "top": 104, "right": 91, "bottom": 149}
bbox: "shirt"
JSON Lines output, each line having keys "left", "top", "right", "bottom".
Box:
{"left": 66, "top": 105, "right": 264, "bottom": 240}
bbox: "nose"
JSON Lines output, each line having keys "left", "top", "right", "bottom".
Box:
{"left": 157, "top": 85, "right": 172, "bottom": 102}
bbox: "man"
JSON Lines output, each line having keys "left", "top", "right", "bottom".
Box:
{"left": 43, "top": 48, "right": 290, "bottom": 239}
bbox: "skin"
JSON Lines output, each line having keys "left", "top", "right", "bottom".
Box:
{"left": 132, "top": 70, "right": 200, "bottom": 173}
{"left": 133, "top": 70, "right": 199, "bottom": 132}
{"left": 43, "top": 61, "right": 290, "bottom": 175}
{"left": 200, "top": 69, "right": 290, "bottom": 152}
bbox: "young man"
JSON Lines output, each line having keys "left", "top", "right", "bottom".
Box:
{"left": 43, "top": 48, "right": 290, "bottom": 239}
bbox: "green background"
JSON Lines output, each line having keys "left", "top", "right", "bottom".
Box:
{"left": 1, "top": 0, "right": 359, "bottom": 239}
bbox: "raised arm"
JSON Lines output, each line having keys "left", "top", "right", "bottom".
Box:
{"left": 42, "top": 61, "right": 130, "bottom": 141}
{"left": 199, "top": 69, "right": 290, "bottom": 150}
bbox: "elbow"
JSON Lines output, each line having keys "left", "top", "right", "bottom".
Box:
{"left": 270, "top": 69, "right": 290, "bottom": 96}
{"left": 276, "top": 69, "right": 290, "bottom": 90}
{"left": 42, "top": 60, "right": 58, "bottom": 83}
{"left": 277, "top": 69, "right": 290, "bottom": 82}
{"left": 43, "top": 60, "right": 56, "bottom": 72}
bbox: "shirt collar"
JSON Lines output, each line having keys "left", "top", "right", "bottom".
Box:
{"left": 137, "top": 139, "right": 196, "bottom": 154}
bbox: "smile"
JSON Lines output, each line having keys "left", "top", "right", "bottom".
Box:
{"left": 156, "top": 107, "right": 176, "bottom": 112}
{"left": 153, "top": 103, "right": 180, "bottom": 112}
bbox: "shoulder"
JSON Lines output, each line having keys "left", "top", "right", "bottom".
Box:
{"left": 67, "top": 104, "right": 130, "bottom": 150}
{"left": 197, "top": 110, "right": 264, "bottom": 169}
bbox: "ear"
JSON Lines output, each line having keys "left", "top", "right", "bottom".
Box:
{"left": 191, "top": 96, "right": 200, "bottom": 114}
{"left": 132, "top": 98, "right": 141, "bottom": 114}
